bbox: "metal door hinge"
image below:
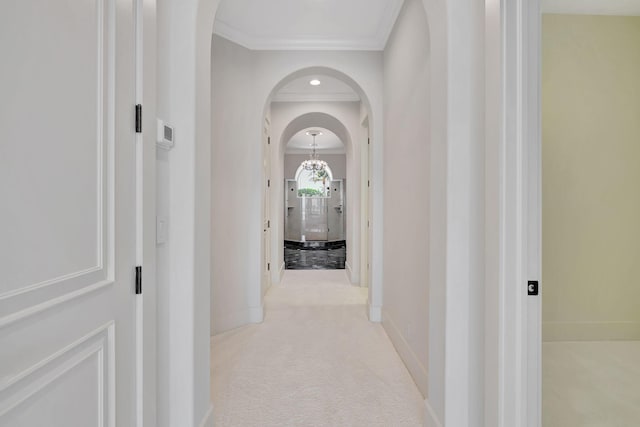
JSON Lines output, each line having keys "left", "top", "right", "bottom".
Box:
{"left": 135, "top": 104, "right": 142, "bottom": 133}
{"left": 135, "top": 266, "right": 142, "bottom": 294}
{"left": 268, "top": 220, "right": 270, "bottom": 228}
{"left": 268, "top": 136, "right": 271, "bottom": 145}
{"left": 267, "top": 263, "right": 271, "bottom": 271}
{"left": 268, "top": 179, "right": 271, "bottom": 187}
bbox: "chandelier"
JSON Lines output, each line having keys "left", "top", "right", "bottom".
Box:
{"left": 301, "top": 131, "right": 328, "bottom": 172}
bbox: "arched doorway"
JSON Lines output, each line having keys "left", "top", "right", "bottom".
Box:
{"left": 158, "top": 0, "right": 470, "bottom": 425}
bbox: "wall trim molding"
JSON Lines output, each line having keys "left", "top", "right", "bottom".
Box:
{"left": 368, "top": 304, "right": 381, "bottom": 322}
{"left": 0, "top": 280, "right": 114, "bottom": 329}
{"left": 212, "top": 0, "right": 404, "bottom": 52}
{"left": 424, "top": 399, "right": 443, "bottom": 427}
{"left": 279, "top": 262, "right": 285, "bottom": 283}
{"left": 0, "top": 322, "right": 113, "bottom": 419}
{"left": 382, "top": 310, "right": 428, "bottom": 397}
{"left": 198, "top": 404, "right": 214, "bottom": 427}
{"left": 543, "top": 321, "right": 640, "bottom": 341}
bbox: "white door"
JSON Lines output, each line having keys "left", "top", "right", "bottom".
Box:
{"left": 0, "top": 1, "right": 139, "bottom": 426}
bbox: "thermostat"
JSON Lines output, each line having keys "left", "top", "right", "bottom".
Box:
{"left": 156, "top": 119, "right": 175, "bottom": 150}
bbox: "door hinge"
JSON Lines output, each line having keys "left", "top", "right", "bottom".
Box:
{"left": 267, "top": 263, "right": 271, "bottom": 271}
{"left": 135, "top": 266, "right": 142, "bottom": 294}
{"left": 268, "top": 220, "right": 271, "bottom": 228}
{"left": 368, "top": 180, "right": 370, "bottom": 188}
{"left": 368, "top": 138, "right": 370, "bottom": 145}
{"left": 135, "top": 104, "right": 142, "bottom": 133}
{"left": 267, "top": 179, "right": 271, "bottom": 187}
{"left": 268, "top": 136, "right": 271, "bottom": 145}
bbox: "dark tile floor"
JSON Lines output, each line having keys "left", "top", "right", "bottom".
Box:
{"left": 284, "top": 240, "right": 346, "bottom": 270}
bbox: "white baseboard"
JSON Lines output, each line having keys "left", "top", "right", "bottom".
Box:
{"left": 424, "top": 399, "right": 442, "bottom": 427}
{"left": 345, "top": 261, "right": 360, "bottom": 285}
{"left": 212, "top": 304, "right": 264, "bottom": 335}
{"left": 543, "top": 321, "right": 640, "bottom": 341}
{"left": 198, "top": 404, "right": 214, "bottom": 427}
{"left": 279, "top": 262, "right": 285, "bottom": 282}
{"left": 382, "top": 310, "right": 428, "bottom": 397}
{"left": 368, "top": 303, "right": 382, "bottom": 322}
{"left": 248, "top": 303, "right": 264, "bottom": 323}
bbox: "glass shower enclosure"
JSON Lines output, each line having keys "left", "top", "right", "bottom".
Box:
{"left": 285, "top": 179, "right": 345, "bottom": 242}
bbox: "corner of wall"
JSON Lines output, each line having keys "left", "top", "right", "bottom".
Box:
{"left": 368, "top": 304, "right": 382, "bottom": 322}
{"left": 424, "top": 399, "right": 443, "bottom": 427}
{"left": 248, "top": 304, "right": 264, "bottom": 324}
{"left": 198, "top": 404, "right": 214, "bottom": 427}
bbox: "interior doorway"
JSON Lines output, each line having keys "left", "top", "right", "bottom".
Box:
{"left": 284, "top": 131, "right": 347, "bottom": 270}
{"left": 541, "top": 13, "right": 640, "bottom": 426}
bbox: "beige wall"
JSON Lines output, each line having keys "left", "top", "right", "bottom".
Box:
{"left": 543, "top": 15, "right": 640, "bottom": 341}
{"left": 382, "top": 0, "right": 430, "bottom": 396}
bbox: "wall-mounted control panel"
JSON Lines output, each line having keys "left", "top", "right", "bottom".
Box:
{"left": 156, "top": 119, "right": 175, "bottom": 150}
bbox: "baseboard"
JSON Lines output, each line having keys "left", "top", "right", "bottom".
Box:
{"left": 198, "top": 404, "right": 214, "bottom": 427}
{"left": 382, "top": 310, "right": 428, "bottom": 397}
{"left": 368, "top": 303, "right": 382, "bottom": 322}
{"left": 248, "top": 303, "right": 264, "bottom": 324}
{"left": 279, "top": 262, "right": 285, "bottom": 282}
{"left": 212, "top": 304, "right": 264, "bottom": 335}
{"left": 543, "top": 321, "right": 640, "bottom": 341}
{"left": 424, "top": 399, "right": 442, "bottom": 427}
{"left": 345, "top": 261, "right": 360, "bottom": 285}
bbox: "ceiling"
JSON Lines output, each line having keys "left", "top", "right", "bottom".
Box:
{"left": 272, "top": 75, "right": 360, "bottom": 103}
{"left": 286, "top": 128, "right": 345, "bottom": 155}
{"left": 542, "top": 0, "right": 640, "bottom": 15}
{"left": 213, "top": 0, "right": 405, "bottom": 50}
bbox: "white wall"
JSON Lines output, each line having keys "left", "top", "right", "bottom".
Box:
{"left": 210, "top": 36, "right": 382, "bottom": 334}
{"left": 382, "top": 0, "right": 431, "bottom": 398}
{"left": 542, "top": 15, "right": 640, "bottom": 341}
{"left": 210, "top": 35, "right": 262, "bottom": 334}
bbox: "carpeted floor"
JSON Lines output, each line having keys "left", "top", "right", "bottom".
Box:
{"left": 211, "top": 270, "right": 425, "bottom": 426}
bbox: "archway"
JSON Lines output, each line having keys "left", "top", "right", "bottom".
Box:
{"left": 159, "top": 0, "right": 471, "bottom": 425}
{"left": 274, "top": 111, "right": 365, "bottom": 282}
{"left": 260, "top": 67, "right": 377, "bottom": 299}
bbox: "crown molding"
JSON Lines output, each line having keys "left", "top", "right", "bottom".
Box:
{"left": 213, "top": 0, "right": 405, "bottom": 51}
{"left": 285, "top": 149, "right": 346, "bottom": 155}
{"left": 377, "top": 0, "right": 405, "bottom": 49}
{"left": 272, "top": 92, "right": 360, "bottom": 103}
{"left": 542, "top": 0, "right": 640, "bottom": 15}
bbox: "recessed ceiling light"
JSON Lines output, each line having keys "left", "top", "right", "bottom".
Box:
{"left": 309, "top": 79, "right": 321, "bottom": 86}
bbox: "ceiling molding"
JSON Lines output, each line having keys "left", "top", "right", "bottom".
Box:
{"left": 213, "top": 0, "right": 404, "bottom": 51}
{"left": 214, "top": 21, "right": 384, "bottom": 50}
{"left": 272, "top": 92, "right": 361, "bottom": 103}
{"left": 377, "top": 0, "right": 406, "bottom": 49}
{"left": 542, "top": 0, "right": 640, "bottom": 15}
{"left": 285, "top": 149, "right": 346, "bottom": 155}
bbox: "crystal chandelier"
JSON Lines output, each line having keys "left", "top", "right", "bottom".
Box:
{"left": 301, "top": 131, "right": 328, "bottom": 172}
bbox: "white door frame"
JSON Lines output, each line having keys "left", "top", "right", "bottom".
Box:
{"left": 136, "top": 0, "right": 158, "bottom": 425}
{"left": 493, "top": 0, "right": 542, "bottom": 425}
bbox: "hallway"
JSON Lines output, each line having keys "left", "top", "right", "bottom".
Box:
{"left": 210, "top": 270, "right": 424, "bottom": 426}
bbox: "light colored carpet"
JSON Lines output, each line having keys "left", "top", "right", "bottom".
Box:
{"left": 543, "top": 341, "right": 640, "bottom": 427}
{"left": 211, "top": 270, "right": 425, "bottom": 426}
